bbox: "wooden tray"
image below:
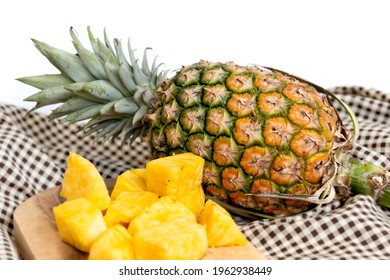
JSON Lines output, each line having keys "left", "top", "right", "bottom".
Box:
{"left": 13, "top": 179, "right": 267, "bottom": 260}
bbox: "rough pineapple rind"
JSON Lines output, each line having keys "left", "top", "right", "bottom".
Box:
{"left": 104, "top": 191, "right": 158, "bottom": 227}
{"left": 88, "top": 224, "right": 135, "bottom": 260}
{"left": 134, "top": 217, "right": 208, "bottom": 260}
{"left": 60, "top": 152, "right": 110, "bottom": 211}
{"left": 199, "top": 200, "right": 247, "bottom": 247}
{"left": 53, "top": 197, "right": 107, "bottom": 252}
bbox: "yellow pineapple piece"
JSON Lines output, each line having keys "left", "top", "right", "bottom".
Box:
{"left": 88, "top": 224, "right": 135, "bottom": 260}
{"left": 176, "top": 184, "right": 205, "bottom": 217}
{"left": 199, "top": 200, "right": 247, "bottom": 247}
{"left": 110, "top": 169, "right": 147, "bottom": 200}
{"left": 130, "top": 168, "right": 147, "bottom": 179}
{"left": 60, "top": 152, "right": 110, "bottom": 211}
{"left": 128, "top": 196, "right": 196, "bottom": 235}
{"left": 146, "top": 153, "right": 205, "bottom": 215}
{"left": 104, "top": 191, "right": 158, "bottom": 227}
{"left": 53, "top": 198, "right": 107, "bottom": 252}
{"left": 134, "top": 217, "right": 207, "bottom": 260}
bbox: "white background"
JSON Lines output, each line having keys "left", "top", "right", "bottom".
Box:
{"left": 2, "top": 0, "right": 390, "bottom": 114}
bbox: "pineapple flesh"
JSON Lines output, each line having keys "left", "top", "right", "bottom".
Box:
{"left": 61, "top": 152, "right": 110, "bottom": 211}
{"left": 199, "top": 199, "right": 247, "bottom": 247}
{"left": 133, "top": 217, "right": 208, "bottom": 260}
{"left": 20, "top": 28, "right": 390, "bottom": 218}
{"left": 110, "top": 169, "right": 147, "bottom": 200}
{"left": 128, "top": 196, "right": 196, "bottom": 235}
{"left": 53, "top": 152, "right": 249, "bottom": 260}
{"left": 53, "top": 197, "right": 107, "bottom": 252}
{"left": 146, "top": 153, "right": 205, "bottom": 216}
{"left": 104, "top": 191, "right": 158, "bottom": 227}
{"left": 88, "top": 224, "right": 135, "bottom": 260}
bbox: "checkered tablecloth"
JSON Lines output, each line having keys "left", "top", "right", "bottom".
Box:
{"left": 1, "top": 86, "right": 390, "bottom": 260}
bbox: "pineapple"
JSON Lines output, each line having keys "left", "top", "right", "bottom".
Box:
{"left": 53, "top": 197, "right": 107, "bottom": 252}
{"left": 128, "top": 196, "right": 196, "bottom": 235}
{"left": 146, "top": 153, "right": 205, "bottom": 216}
{"left": 61, "top": 152, "right": 110, "bottom": 211}
{"left": 104, "top": 191, "right": 158, "bottom": 226}
{"left": 20, "top": 27, "right": 390, "bottom": 218}
{"left": 88, "top": 224, "right": 135, "bottom": 260}
{"left": 199, "top": 200, "right": 247, "bottom": 247}
{"left": 133, "top": 217, "right": 208, "bottom": 260}
{"left": 110, "top": 169, "right": 147, "bottom": 200}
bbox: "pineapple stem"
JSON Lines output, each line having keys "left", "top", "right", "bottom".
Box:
{"left": 344, "top": 157, "right": 390, "bottom": 207}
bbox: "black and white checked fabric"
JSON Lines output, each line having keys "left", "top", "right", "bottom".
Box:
{"left": 1, "top": 86, "right": 390, "bottom": 260}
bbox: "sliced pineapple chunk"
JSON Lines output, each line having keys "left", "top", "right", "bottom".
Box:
{"left": 134, "top": 217, "right": 207, "bottom": 260}
{"left": 88, "top": 224, "right": 135, "bottom": 260}
{"left": 53, "top": 198, "right": 106, "bottom": 252}
{"left": 146, "top": 153, "right": 205, "bottom": 215}
{"left": 199, "top": 200, "right": 247, "bottom": 247}
{"left": 128, "top": 196, "right": 196, "bottom": 235}
{"left": 104, "top": 191, "right": 158, "bottom": 227}
{"left": 176, "top": 184, "right": 205, "bottom": 217}
{"left": 60, "top": 152, "right": 110, "bottom": 211}
{"left": 110, "top": 169, "right": 147, "bottom": 200}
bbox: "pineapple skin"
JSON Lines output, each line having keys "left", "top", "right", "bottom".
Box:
{"left": 148, "top": 61, "right": 340, "bottom": 217}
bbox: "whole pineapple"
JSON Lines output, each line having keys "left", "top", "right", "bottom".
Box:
{"left": 19, "top": 27, "right": 390, "bottom": 218}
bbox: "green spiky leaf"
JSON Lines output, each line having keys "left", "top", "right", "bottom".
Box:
{"left": 17, "top": 74, "right": 72, "bottom": 90}
{"left": 32, "top": 39, "right": 95, "bottom": 82}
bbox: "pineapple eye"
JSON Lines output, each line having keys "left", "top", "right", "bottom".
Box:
{"left": 290, "top": 130, "right": 326, "bottom": 158}
{"left": 225, "top": 74, "right": 254, "bottom": 93}
{"left": 179, "top": 107, "right": 206, "bottom": 134}
{"left": 212, "top": 136, "right": 242, "bottom": 166}
{"left": 240, "top": 146, "right": 270, "bottom": 177}
{"left": 185, "top": 133, "right": 213, "bottom": 161}
{"left": 315, "top": 160, "right": 324, "bottom": 170}
{"left": 233, "top": 117, "right": 263, "bottom": 146}
{"left": 254, "top": 75, "right": 283, "bottom": 92}
{"left": 270, "top": 154, "right": 303, "bottom": 185}
{"left": 263, "top": 117, "right": 295, "bottom": 147}
{"left": 200, "top": 68, "right": 227, "bottom": 84}
{"left": 221, "top": 167, "right": 249, "bottom": 191}
{"left": 226, "top": 93, "right": 256, "bottom": 117}
{"left": 175, "top": 68, "right": 201, "bottom": 86}
{"left": 202, "top": 84, "right": 230, "bottom": 107}
{"left": 205, "top": 107, "right": 233, "bottom": 136}
{"left": 176, "top": 85, "right": 202, "bottom": 108}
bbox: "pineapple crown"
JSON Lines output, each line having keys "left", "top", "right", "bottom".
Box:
{"left": 18, "top": 27, "right": 168, "bottom": 144}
